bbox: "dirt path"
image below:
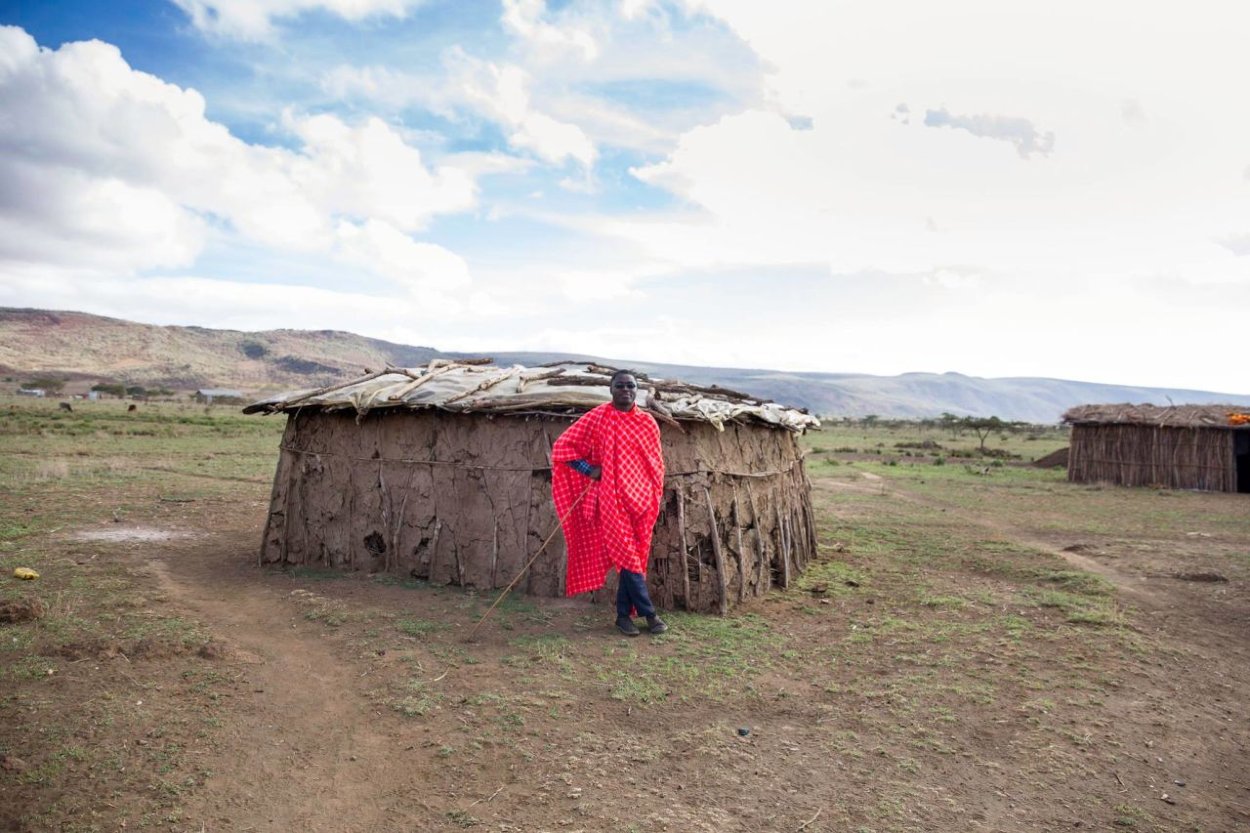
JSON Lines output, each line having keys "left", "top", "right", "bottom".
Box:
{"left": 147, "top": 537, "right": 432, "bottom": 832}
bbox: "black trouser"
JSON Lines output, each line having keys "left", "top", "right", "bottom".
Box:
{"left": 615, "top": 569, "right": 656, "bottom": 619}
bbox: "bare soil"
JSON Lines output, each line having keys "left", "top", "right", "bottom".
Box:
{"left": 2, "top": 465, "right": 1249, "bottom": 833}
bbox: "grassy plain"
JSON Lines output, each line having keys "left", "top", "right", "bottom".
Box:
{"left": 1, "top": 398, "right": 1247, "bottom": 832}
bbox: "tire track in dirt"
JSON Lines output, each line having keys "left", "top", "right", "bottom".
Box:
{"left": 145, "top": 542, "right": 429, "bottom": 832}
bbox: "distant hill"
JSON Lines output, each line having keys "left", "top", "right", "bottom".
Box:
{"left": 3, "top": 307, "right": 1248, "bottom": 423}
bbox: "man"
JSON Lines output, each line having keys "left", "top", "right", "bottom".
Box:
{"left": 551, "top": 370, "right": 668, "bottom": 636}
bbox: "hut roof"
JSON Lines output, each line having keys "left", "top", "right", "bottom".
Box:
{"left": 243, "top": 359, "right": 821, "bottom": 433}
{"left": 1062, "top": 403, "right": 1250, "bottom": 429}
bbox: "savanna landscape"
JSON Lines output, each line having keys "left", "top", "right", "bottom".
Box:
{"left": 1, "top": 398, "right": 1247, "bottom": 833}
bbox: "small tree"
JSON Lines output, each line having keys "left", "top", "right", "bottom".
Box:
{"left": 962, "top": 416, "right": 1006, "bottom": 453}
{"left": 125, "top": 385, "right": 147, "bottom": 399}
{"left": 91, "top": 383, "right": 126, "bottom": 398}
{"left": 938, "top": 412, "right": 963, "bottom": 439}
{"left": 23, "top": 376, "right": 66, "bottom": 394}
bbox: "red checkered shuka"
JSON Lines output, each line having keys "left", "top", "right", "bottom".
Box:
{"left": 551, "top": 402, "right": 665, "bottom": 596}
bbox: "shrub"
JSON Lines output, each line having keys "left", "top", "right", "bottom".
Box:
{"left": 240, "top": 340, "right": 268, "bottom": 359}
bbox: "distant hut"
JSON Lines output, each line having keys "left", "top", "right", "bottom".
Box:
{"left": 196, "top": 388, "right": 245, "bottom": 405}
{"left": 1063, "top": 404, "right": 1250, "bottom": 493}
{"left": 245, "top": 360, "right": 821, "bottom": 614}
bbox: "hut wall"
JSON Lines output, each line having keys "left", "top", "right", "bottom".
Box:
{"left": 1067, "top": 424, "right": 1236, "bottom": 492}
{"left": 259, "top": 410, "right": 817, "bottom": 613}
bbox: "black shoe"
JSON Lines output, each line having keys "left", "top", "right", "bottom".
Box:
{"left": 646, "top": 615, "right": 668, "bottom": 635}
{"left": 615, "top": 616, "right": 641, "bottom": 637}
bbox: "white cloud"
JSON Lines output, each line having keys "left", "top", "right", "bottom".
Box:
{"left": 923, "top": 267, "right": 984, "bottom": 290}
{"left": 333, "top": 220, "right": 471, "bottom": 297}
{"left": 0, "top": 27, "right": 477, "bottom": 288}
{"left": 580, "top": 2, "right": 1250, "bottom": 300}
{"left": 171, "top": 0, "right": 424, "bottom": 40}
{"left": 923, "top": 107, "right": 1055, "bottom": 159}
{"left": 284, "top": 113, "right": 476, "bottom": 232}
{"left": 0, "top": 162, "right": 205, "bottom": 271}
{"left": 1217, "top": 234, "right": 1250, "bottom": 257}
{"left": 444, "top": 49, "right": 597, "bottom": 167}
{"left": 501, "top": 0, "right": 598, "bottom": 62}
{"left": 0, "top": 264, "right": 454, "bottom": 335}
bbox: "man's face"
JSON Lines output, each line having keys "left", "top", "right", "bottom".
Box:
{"left": 610, "top": 374, "right": 638, "bottom": 411}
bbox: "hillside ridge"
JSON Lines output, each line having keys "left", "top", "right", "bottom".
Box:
{"left": 3, "top": 307, "right": 1248, "bottom": 423}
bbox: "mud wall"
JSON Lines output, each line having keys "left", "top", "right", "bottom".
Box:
{"left": 260, "top": 410, "right": 817, "bottom": 613}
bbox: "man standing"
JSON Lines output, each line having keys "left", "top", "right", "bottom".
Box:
{"left": 552, "top": 370, "right": 668, "bottom": 636}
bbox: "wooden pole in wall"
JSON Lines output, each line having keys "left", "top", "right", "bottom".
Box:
{"left": 703, "top": 487, "right": 729, "bottom": 616}
{"left": 466, "top": 481, "right": 591, "bottom": 642}
{"left": 745, "top": 482, "right": 767, "bottom": 595}
{"left": 676, "top": 488, "right": 691, "bottom": 611}
{"left": 732, "top": 484, "right": 747, "bottom": 603}
{"left": 775, "top": 501, "right": 791, "bottom": 588}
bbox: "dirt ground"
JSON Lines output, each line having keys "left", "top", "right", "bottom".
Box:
{"left": 3, "top": 438, "right": 1249, "bottom": 832}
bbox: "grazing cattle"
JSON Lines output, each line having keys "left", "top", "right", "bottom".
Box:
{"left": 59, "top": 402, "right": 73, "bottom": 413}
{"left": 127, "top": 403, "right": 137, "bottom": 412}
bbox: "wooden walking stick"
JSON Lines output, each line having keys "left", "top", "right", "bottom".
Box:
{"left": 465, "top": 480, "right": 593, "bottom": 642}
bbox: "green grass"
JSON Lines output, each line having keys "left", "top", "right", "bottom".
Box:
{"left": 397, "top": 617, "right": 447, "bottom": 637}
{"left": 802, "top": 419, "right": 1068, "bottom": 463}
{"left": 3, "top": 398, "right": 1248, "bottom": 833}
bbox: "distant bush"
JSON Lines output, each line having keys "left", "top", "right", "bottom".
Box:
{"left": 23, "top": 376, "right": 67, "bottom": 393}
{"left": 895, "top": 439, "right": 942, "bottom": 450}
{"left": 240, "top": 340, "right": 268, "bottom": 359}
{"left": 91, "top": 383, "right": 126, "bottom": 397}
{"left": 275, "top": 355, "right": 339, "bottom": 376}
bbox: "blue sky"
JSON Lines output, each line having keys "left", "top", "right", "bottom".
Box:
{"left": 1, "top": 1, "right": 1249, "bottom": 392}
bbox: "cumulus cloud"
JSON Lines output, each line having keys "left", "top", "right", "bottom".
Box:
{"left": 444, "top": 49, "right": 597, "bottom": 168}
{"left": 923, "top": 107, "right": 1055, "bottom": 158}
{"left": 333, "top": 219, "right": 471, "bottom": 295}
{"left": 0, "top": 27, "right": 476, "bottom": 288}
{"left": 323, "top": 50, "right": 599, "bottom": 169}
{"left": 501, "top": 0, "right": 598, "bottom": 62}
{"left": 284, "top": 113, "right": 475, "bottom": 232}
{"left": 171, "top": 0, "right": 423, "bottom": 40}
{"left": 0, "top": 163, "right": 205, "bottom": 270}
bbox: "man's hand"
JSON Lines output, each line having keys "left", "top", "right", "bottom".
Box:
{"left": 567, "top": 459, "right": 602, "bottom": 480}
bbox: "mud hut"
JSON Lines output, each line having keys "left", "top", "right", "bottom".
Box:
{"left": 1063, "top": 404, "right": 1250, "bottom": 493}
{"left": 245, "top": 360, "right": 821, "bottom": 614}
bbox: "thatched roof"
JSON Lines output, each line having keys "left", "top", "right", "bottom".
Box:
{"left": 1063, "top": 403, "right": 1250, "bottom": 429}
{"left": 244, "top": 359, "right": 820, "bottom": 433}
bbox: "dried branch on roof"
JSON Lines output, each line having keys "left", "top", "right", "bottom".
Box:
{"left": 1063, "top": 403, "right": 1250, "bottom": 429}
{"left": 244, "top": 359, "right": 818, "bottom": 433}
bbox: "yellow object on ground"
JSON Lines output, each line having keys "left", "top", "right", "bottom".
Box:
{"left": 13, "top": 567, "right": 39, "bottom": 580}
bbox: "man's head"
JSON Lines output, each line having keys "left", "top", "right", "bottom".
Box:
{"left": 609, "top": 370, "right": 638, "bottom": 412}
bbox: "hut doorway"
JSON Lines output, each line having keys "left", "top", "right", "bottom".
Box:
{"left": 1236, "top": 433, "right": 1250, "bottom": 494}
